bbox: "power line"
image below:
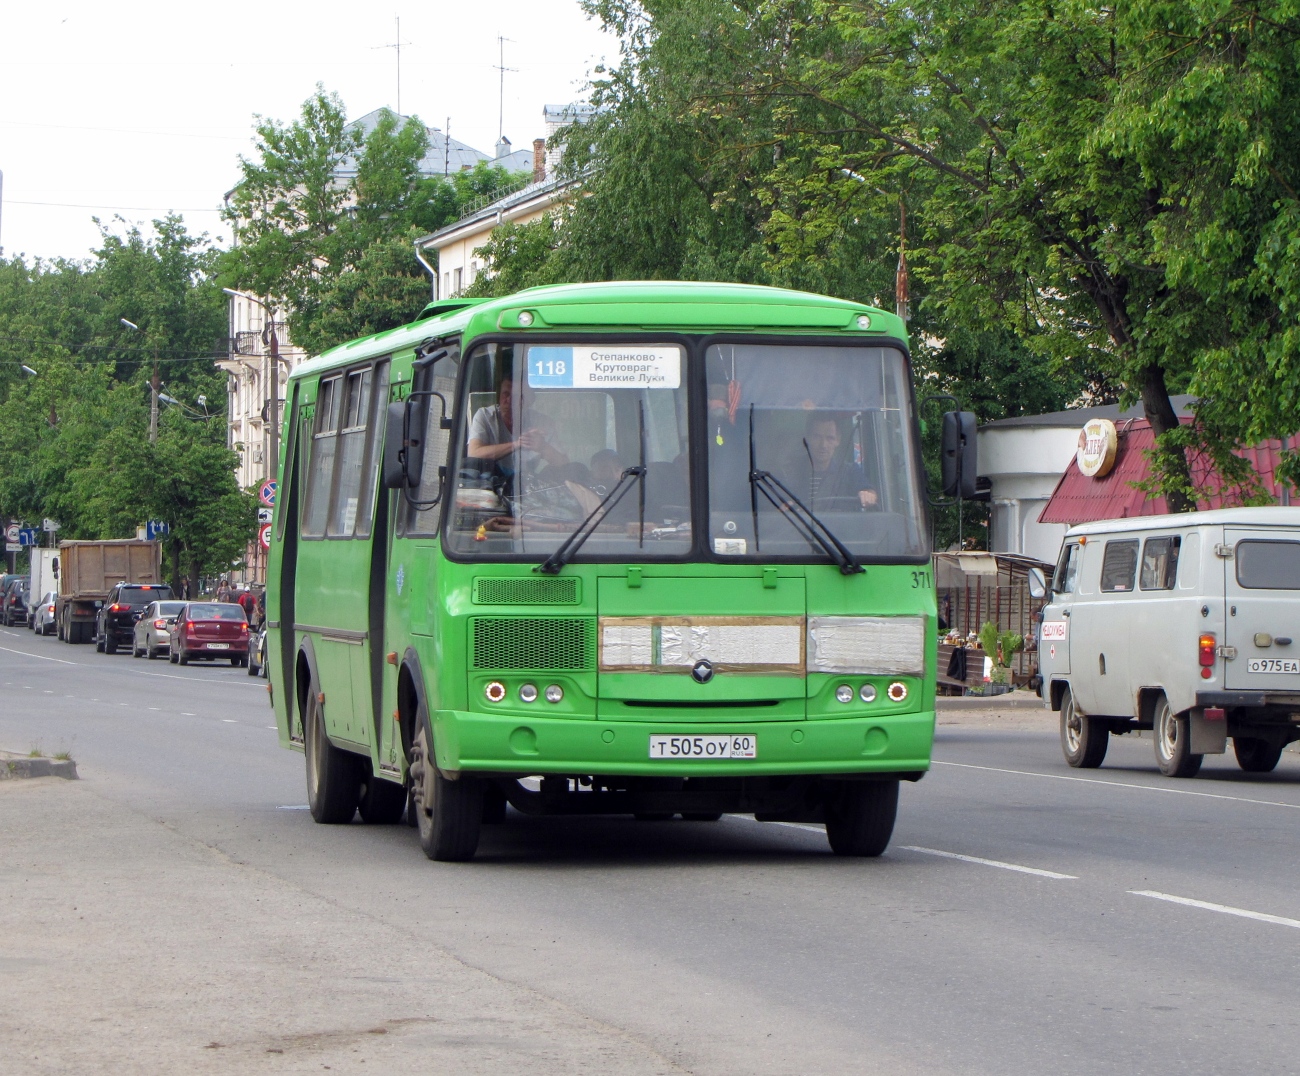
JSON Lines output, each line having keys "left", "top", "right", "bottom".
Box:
{"left": 7, "top": 200, "right": 221, "bottom": 212}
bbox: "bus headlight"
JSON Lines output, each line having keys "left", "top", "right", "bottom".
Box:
{"left": 807, "top": 616, "right": 925, "bottom": 676}
{"left": 519, "top": 683, "right": 538, "bottom": 703}
{"left": 835, "top": 684, "right": 854, "bottom": 704}
{"left": 545, "top": 684, "right": 564, "bottom": 703}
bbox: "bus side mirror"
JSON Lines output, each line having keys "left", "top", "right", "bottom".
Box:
{"left": 940, "top": 411, "right": 978, "bottom": 499}
{"left": 382, "top": 401, "right": 418, "bottom": 489}
{"left": 1027, "top": 567, "right": 1047, "bottom": 599}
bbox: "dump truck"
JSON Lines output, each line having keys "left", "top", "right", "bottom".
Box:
{"left": 57, "top": 539, "right": 162, "bottom": 643}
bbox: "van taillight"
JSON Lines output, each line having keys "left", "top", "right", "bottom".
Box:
{"left": 1199, "top": 633, "right": 1216, "bottom": 678}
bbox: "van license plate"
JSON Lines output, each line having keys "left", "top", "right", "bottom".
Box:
{"left": 649, "top": 734, "right": 757, "bottom": 759}
{"left": 1247, "top": 658, "right": 1299, "bottom": 674}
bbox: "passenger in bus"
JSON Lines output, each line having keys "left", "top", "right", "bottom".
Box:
{"left": 780, "top": 412, "right": 878, "bottom": 509}
{"left": 466, "top": 375, "right": 569, "bottom": 476}
{"left": 589, "top": 448, "right": 624, "bottom": 494}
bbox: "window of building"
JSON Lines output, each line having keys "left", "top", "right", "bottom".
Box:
{"left": 453, "top": 267, "right": 463, "bottom": 295}
{"left": 1099, "top": 539, "right": 1139, "bottom": 592}
{"left": 1139, "top": 536, "right": 1180, "bottom": 590}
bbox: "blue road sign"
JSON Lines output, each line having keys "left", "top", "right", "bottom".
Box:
{"left": 146, "top": 521, "right": 170, "bottom": 539}
{"left": 18, "top": 528, "right": 39, "bottom": 547}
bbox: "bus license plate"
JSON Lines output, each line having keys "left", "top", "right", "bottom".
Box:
{"left": 649, "top": 734, "right": 757, "bottom": 760}
{"left": 1247, "top": 658, "right": 1300, "bottom": 674}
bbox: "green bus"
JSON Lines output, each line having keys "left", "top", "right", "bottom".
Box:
{"left": 265, "top": 281, "right": 976, "bottom": 860}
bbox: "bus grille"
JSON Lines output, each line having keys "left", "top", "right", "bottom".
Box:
{"left": 471, "top": 618, "right": 590, "bottom": 671}
{"left": 473, "top": 577, "right": 580, "bottom": 605}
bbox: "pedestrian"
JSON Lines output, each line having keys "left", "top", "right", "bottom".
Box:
{"left": 216, "top": 578, "right": 232, "bottom": 603}
{"left": 237, "top": 586, "right": 257, "bottom": 623}
{"left": 255, "top": 585, "right": 267, "bottom": 629}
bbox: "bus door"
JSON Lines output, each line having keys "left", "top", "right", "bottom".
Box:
{"left": 1223, "top": 528, "right": 1300, "bottom": 690}
{"left": 296, "top": 360, "right": 390, "bottom": 751}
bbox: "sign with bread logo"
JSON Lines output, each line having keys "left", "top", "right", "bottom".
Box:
{"left": 1076, "top": 418, "right": 1118, "bottom": 477}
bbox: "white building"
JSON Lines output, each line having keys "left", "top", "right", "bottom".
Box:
{"left": 977, "top": 396, "right": 1195, "bottom": 564}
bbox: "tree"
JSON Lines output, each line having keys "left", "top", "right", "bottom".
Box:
{"left": 221, "top": 88, "right": 530, "bottom": 355}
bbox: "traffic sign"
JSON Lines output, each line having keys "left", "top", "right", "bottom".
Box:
{"left": 4, "top": 523, "right": 18, "bottom": 544}
{"left": 257, "top": 507, "right": 273, "bottom": 524}
{"left": 258, "top": 480, "right": 277, "bottom": 508}
{"left": 18, "top": 528, "right": 39, "bottom": 547}
{"left": 4, "top": 543, "right": 20, "bottom": 554}
{"left": 42, "top": 518, "right": 60, "bottom": 532}
{"left": 146, "top": 520, "right": 170, "bottom": 539}
{"left": 258, "top": 523, "right": 273, "bottom": 550}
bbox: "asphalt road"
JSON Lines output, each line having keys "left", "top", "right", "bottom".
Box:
{"left": 4, "top": 623, "right": 1300, "bottom": 1074}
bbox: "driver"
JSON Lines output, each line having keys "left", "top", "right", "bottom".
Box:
{"left": 782, "top": 412, "right": 878, "bottom": 509}
{"left": 466, "top": 374, "right": 568, "bottom": 476}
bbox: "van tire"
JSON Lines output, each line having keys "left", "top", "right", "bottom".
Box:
{"left": 1060, "top": 687, "right": 1108, "bottom": 768}
{"left": 1154, "top": 695, "right": 1203, "bottom": 778}
{"left": 1233, "top": 736, "right": 1283, "bottom": 773}
{"left": 824, "top": 779, "right": 899, "bottom": 856}
{"left": 411, "top": 721, "right": 482, "bottom": 861}
{"left": 304, "top": 684, "right": 361, "bottom": 823}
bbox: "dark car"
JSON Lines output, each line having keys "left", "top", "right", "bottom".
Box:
{"left": 131, "top": 599, "right": 188, "bottom": 659}
{"left": 168, "top": 602, "right": 250, "bottom": 666}
{"left": 95, "top": 583, "right": 175, "bottom": 654}
{"left": 2, "top": 577, "right": 30, "bottom": 626}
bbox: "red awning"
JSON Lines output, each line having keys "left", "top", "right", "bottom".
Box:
{"left": 1039, "top": 419, "right": 1293, "bottom": 526}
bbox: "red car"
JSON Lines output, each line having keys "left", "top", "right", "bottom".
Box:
{"left": 168, "top": 602, "right": 250, "bottom": 666}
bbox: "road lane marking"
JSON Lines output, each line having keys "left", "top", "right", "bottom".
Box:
{"left": 222, "top": 719, "right": 237, "bottom": 723}
{"left": 277, "top": 805, "right": 310, "bottom": 810}
{"left": 933, "top": 760, "right": 1300, "bottom": 812}
{"left": 902, "top": 846, "right": 1076, "bottom": 879}
{"left": 1131, "top": 890, "right": 1300, "bottom": 930}
{"left": 182, "top": 712, "right": 196, "bottom": 716}
{"left": 0, "top": 644, "right": 80, "bottom": 665}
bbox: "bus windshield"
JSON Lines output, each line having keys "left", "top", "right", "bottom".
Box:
{"left": 445, "top": 341, "right": 692, "bottom": 558}
{"left": 706, "top": 343, "right": 927, "bottom": 560}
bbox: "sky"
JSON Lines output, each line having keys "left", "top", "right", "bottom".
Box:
{"left": 0, "top": 0, "right": 618, "bottom": 262}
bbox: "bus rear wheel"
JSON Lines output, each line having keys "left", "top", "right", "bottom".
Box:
{"left": 823, "top": 779, "right": 898, "bottom": 857}
{"left": 410, "top": 721, "right": 482, "bottom": 861}
{"left": 304, "top": 684, "right": 361, "bottom": 823}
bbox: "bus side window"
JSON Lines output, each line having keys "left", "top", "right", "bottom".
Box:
{"left": 302, "top": 376, "right": 341, "bottom": 538}
{"left": 1053, "top": 542, "right": 1081, "bottom": 594}
{"left": 325, "top": 361, "right": 389, "bottom": 538}
{"left": 406, "top": 345, "right": 461, "bottom": 535}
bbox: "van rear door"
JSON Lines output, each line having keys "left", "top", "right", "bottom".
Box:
{"left": 1223, "top": 529, "right": 1300, "bottom": 690}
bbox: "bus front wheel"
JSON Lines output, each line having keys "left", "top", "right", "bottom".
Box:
{"left": 411, "top": 722, "right": 482, "bottom": 861}
{"left": 823, "top": 779, "right": 898, "bottom": 857}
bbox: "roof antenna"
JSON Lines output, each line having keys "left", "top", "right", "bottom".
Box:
{"left": 375, "top": 16, "right": 411, "bottom": 115}
{"left": 495, "top": 35, "right": 517, "bottom": 142}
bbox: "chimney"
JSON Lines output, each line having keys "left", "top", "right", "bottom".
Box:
{"left": 532, "top": 138, "right": 546, "bottom": 183}
{"left": 494, "top": 135, "right": 511, "bottom": 160}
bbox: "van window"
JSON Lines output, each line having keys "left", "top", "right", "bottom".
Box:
{"left": 1236, "top": 540, "right": 1300, "bottom": 590}
{"left": 1053, "top": 541, "right": 1082, "bottom": 594}
{"left": 1139, "top": 536, "right": 1180, "bottom": 590}
{"left": 1099, "top": 540, "right": 1138, "bottom": 592}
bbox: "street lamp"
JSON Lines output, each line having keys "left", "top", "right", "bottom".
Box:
{"left": 120, "top": 318, "right": 161, "bottom": 442}
{"left": 222, "top": 289, "right": 286, "bottom": 490}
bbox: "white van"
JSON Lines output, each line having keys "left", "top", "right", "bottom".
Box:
{"left": 1036, "top": 507, "right": 1300, "bottom": 777}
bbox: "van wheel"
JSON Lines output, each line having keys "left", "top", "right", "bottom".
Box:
{"left": 823, "top": 779, "right": 899, "bottom": 856}
{"left": 1060, "top": 687, "right": 1108, "bottom": 768}
{"left": 1233, "top": 736, "right": 1283, "bottom": 774}
{"left": 410, "top": 720, "right": 482, "bottom": 861}
{"left": 304, "top": 684, "right": 361, "bottom": 823}
{"left": 1154, "top": 695, "right": 1203, "bottom": 777}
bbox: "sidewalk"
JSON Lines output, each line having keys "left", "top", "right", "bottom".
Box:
{"left": 0, "top": 777, "right": 678, "bottom": 1075}
{"left": 935, "top": 690, "right": 1052, "bottom": 729}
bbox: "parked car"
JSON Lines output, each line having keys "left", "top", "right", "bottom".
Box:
{"left": 31, "top": 590, "right": 57, "bottom": 635}
{"left": 95, "top": 582, "right": 175, "bottom": 654}
{"left": 1040, "top": 506, "right": 1300, "bottom": 778}
{"left": 168, "top": 602, "right": 250, "bottom": 666}
{"left": 247, "top": 627, "right": 268, "bottom": 677}
{"left": 131, "top": 599, "right": 188, "bottom": 659}
{"left": 2, "top": 577, "right": 30, "bottom": 626}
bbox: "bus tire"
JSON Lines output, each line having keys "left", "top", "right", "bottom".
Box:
{"left": 1234, "top": 736, "right": 1283, "bottom": 773}
{"left": 304, "top": 684, "right": 361, "bottom": 824}
{"left": 358, "top": 772, "right": 407, "bottom": 824}
{"left": 411, "top": 721, "right": 482, "bottom": 861}
{"left": 482, "top": 781, "right": 508, "bottom": 824}
{"left": 1154, "top": 694, "right": 1203, "bottom": 778}
{"left": 1060, "top": 686, "right": 1108, "bottom": 768}
{"left": 824, "top": 779, "right": 898, "bottom": 856}
{"left": 682, "top": 812, "right": 723, "bottom": 822}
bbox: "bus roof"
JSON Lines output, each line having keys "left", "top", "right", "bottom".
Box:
{"left": 289, "top": 281, "right": 906, "bottom": 381}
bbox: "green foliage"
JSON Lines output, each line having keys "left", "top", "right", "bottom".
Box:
{"left": 221, "top": 88, "right": 529, "bottom": 354}
{"left": 978, "top": 621, "right": 1023, "bottom": 672}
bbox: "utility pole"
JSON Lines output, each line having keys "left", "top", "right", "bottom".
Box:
{"left": 264, "top": 304, "right": 281, "bottom": 490}
{"left": 150, "top": 339, "right": 160, "bottom": 443}
{"left": 895, "top": 198, "right": 910, "bottom": 323}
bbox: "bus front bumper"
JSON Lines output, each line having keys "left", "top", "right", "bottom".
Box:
{"left": 430, "top": 709, "right": 935, "bottom": 779}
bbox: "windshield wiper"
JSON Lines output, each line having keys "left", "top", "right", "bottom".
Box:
{"left": 747, "top": 405, "right": 864, "bottom": 576}
{"left": 537, "top": 402, "right": 647, "bottom": 575}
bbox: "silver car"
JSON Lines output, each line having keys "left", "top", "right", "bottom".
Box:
{"left": 132, "top": 600, "right": 188, "bottom": 659}
{"left": 31, "top": 591, "right": 57, "bottom": 636}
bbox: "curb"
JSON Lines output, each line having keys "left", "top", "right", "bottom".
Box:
{"left": 1, "top": 757, "right": 78, "bottom": 781}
